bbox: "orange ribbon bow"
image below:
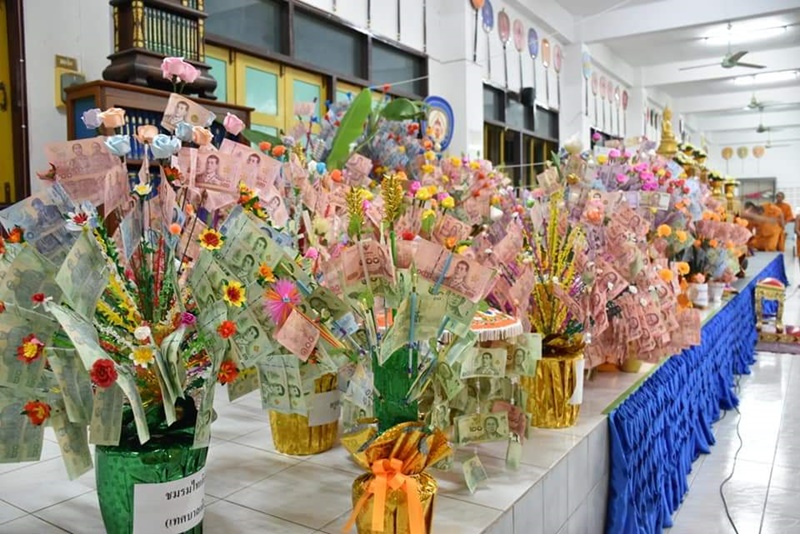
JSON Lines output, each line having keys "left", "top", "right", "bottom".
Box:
{"left": 343, "top": 458, "right": 426, "bottom": 534}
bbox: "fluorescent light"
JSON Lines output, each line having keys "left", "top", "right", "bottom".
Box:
{"left": 733, "top": 71, "right": 799, "bottom": 86}
{"left": 703, "top": 25, "right": 789, "bottom": 46}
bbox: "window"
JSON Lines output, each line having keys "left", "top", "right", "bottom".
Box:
{"left": 372, "top": 41, "right": 425, "bottom": 96}
{"left": 484, "top": 86, "right": 503, "bottom": 123}
{"left": 294, "top": 11, "right": 363, "bottom": 78}
{"left": 205, "top": 0, "right": 283, "bottom": 53}
{"left": 205, "top": 45, "right": 232, "bottom": 103}
{"left": 484, "top": 124, "right": 504, "bottom": 170}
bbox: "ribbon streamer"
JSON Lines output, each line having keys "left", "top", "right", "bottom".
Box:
{"left": 344, "top": 458, "right": 426, "bottom": 534}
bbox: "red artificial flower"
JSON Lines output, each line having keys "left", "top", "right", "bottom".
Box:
{"left": 90, "top": 359, "right": 118, "bottom": 388}
{"left": 217, "top": 360, "right": 239, "bottom": 385}
{"left": 401, "top": 231, "right": 416, "bottom": 241}
{"left": 7, "top": 227, "right": 23, "bottom": 243}
{"left": 217, "top": 320, "right": 237, "bottom": 339}
{"left": 23, "top": 401, "right": 51, "bottom": 426}
{"left": 0, "top": 300, "right": 5, "bottom": 313}
{"left": 16, "top": 334, "right": 44, "bottom": 363}
{"left": 0, "top": 236, "right": 5, "bottom": 255}
{"left": 31, "top": 293, "right": 46, "bottom": 305}
{"left": 382, "top": 83, "right": 391, "bottom": 93}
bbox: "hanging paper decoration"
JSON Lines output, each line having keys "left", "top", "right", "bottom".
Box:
{"left": 582, "top": 52, "right": 592, "bottom": 117}
{"left": 481, "top": 0, "right": 494, "bottom": 78}
{"left": 497, "top": 9, "right": 511, "bottom": 88}
{"left": 513, "top": 19, "right": 525, "bottom": 92}
{"left": 528, "top": 28, "right": 539, "bottom": 101}
{"left": 614, "top": 86, "right": 620, "bottom": 137}
{"left": 607, "top": 80, "right": 614, "bottom": 134}
{"left": 621, "top": 89, "right": 629, "bottom": 137}
{"left": 753, "top": 145, "right": 766, "bottom": 173}
{"left": 541, "top": 39, "right": 551, "bottom": 106}
{"left": 599, "top": 76, "right": 607, "bottom": 131}
{"left": 737, "top": 146, "right": 749, "bottom": 173}
{"left": 554, "top": 45, "right": 563, "bottom": 109}
{"left": 471, "top": 0, "right": 485, "bottom": 62}
{"left": 721, "top": 146, "right": 733, "bottom": 173}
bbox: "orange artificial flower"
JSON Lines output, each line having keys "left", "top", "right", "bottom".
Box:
{"left": 185, "top": 204, "right": 196, "bottom": 217}
{"left": 693, "top": 239, "right": 702, "bottom": 247}
{"left": 709, "top": 239, "right": 719, "bottom": 248}
{"left": 217, "top": 320, "right": 237, "bottom": 339}
{"left": 16, "top": 334, "right": 44, "bottom": 363}
{"left": 217, "top": 360, "right": 239, "bottom": 385}
{"left": 198, "top": 228, "right": 224, "bottom": 251}
{"left": 676, "top": 262, "right": 690, "bottom": 276}
{"left": 659, "top": 269, "right": 674, "bottom": 283}
{"left": 222, "top": 280, "right": 247, "bottom": 307}
{"left": 271, "top": 145, "right": 287, "bottom": 157}
{"left": 444, "top": 237, "right": 457, "bottom": 250}
{"left": 168, "top": 223, "right": 182, "bottom": 235}
{"left": 23, "top": 401, "right": 51, "bottom": 426}
{"left": 258, "top": 141, "right": 272, "bottom": 152}
{"left": 679, "top": 278, "right": 689, "bottom": 292}
{"left": 330, "top": 169, "right": 343, "bottom": 183}
{"left": 677, "top": 293, "right": 692, "bottom": 309}
{"left": 656, "top": 224, "right": 672, "bottom": 238}
{"left": 258, "top": 263, "right": 276, "bottom": 283}
{"left": 7, "top": 227, "right": 23, "bottom": 243}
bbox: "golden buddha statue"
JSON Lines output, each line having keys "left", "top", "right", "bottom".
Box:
{"left": 656, "top": 107, "right": 678, "bottom": 158}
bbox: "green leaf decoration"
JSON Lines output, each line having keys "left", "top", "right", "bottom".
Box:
{"left": 326, "top": 89, "right": 373, "bottom": 170}
{"left": 380, "top": 98, "right": 426, "bottom": 121}
{"left": 241, "top": 128, "right": 284, "bottom": 149}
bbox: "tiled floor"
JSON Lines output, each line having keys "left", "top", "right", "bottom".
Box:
{"left": 669, "top": 256, "right": 800, "bottom": 534}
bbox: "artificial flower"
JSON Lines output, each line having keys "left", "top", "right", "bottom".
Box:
{"left": 161, "top": 56, "right": 200, "bottom": 83}
{"left": 217, "top": 320, "right": 237, "bottom": 339}
{"left": 192, "top": 126, "right": 213, "bottom": 146}
{"left": 98, "top": 108, "right": 126, "bottom": 128}
{"left": 198, "top": 228, "right": 224, "bottom": 250}
{"left": 23, "top": 401, "right": 51, "bottom": 426}
{"left": 608, "top": 149, "right": 621, "bottom": 159}
{"left": 134, "top": 325, "right": 152, "bottom": 342}
{"left": 133, "top": 182, "right": 153, "bottom": 197}
{"left": 272, "top": 145, "right": 287, "bottom": 157}
{"left": 168, "top": 223, "right": 182, "bottom": 235}
{"left": 615, "top": 173, "right": 628, "bottom": 184}
{"left": 305, "top": 247, "right": 319, "bottom": 260}
{"left": 7, "top": 227, "right": 23, "bottom": 244}
{"left": 258, "top": 141, "right": 272, "bottom": 152}
{"left": 31, "top": 293, "right": 46, "bottom": 306}
{"left": 223, "top": 113, "right": 245, "bottom": 136}
{"left": 441, "top": 196, "right": 455, "bottom": 210}
{"left": 90, "top": 359, "right": 118, "bottom": 388}
{"left": 175, "top": 122, "right": 194, "bottom": 143}
{"left": 105, "top": 135, "right": 131, "bottom": 157}
{"left": 596, "top": 155, "right": 608, "bottom": 165}
{"left": 150, "top": 134, "right": 181, "bottom": 159}
{"left": 294, "top": 101, "right": 316, "bottom": 117}
{"left": 709, "top": 239, "right": 719, "bottom": 248}
{"left": 218, "top": 360, "right": 240, "bottom": 385}
{"left": 675, "top": 230, "right": 688, "bottom": 243}
{"left": 16, "top": 334, "right": 44, "bottom": 363}
{"left": 421, "top": 163, "right": 435, "bottom": 175}
{"left": 223, "top": 280, "right": 247, "bottom": 307}
{"left": 656, "top": 225, "right": 672, "bottom": 238}
{"left": 130, "top": 346, "right": 155, "bottom": 368}
{"left": 265, "top": 279, "right": 300, "bottom": 325}
{"left": 659, "top": 269, "right": 674, "bottom": 283}
{"left": 65, "top": 202, "right": 98, "bottom": 232}
{"left": 179, "top": 312, "right": 196, "bottom": 326}
{"left": 409, "top": 181, "right": 421, "bottom": 194}
{"left": 0, "top": 301, "right": 5, "bottom": 313}
{"left": 35, "top": 163, "right": 57, "bottom": 181}
{"left": 421, "top": 208, "right": 436, "bottom": 220}
{"left": 415, "top": 188, "right": 433, "bottom": 201}
{"left": 136, "top": 125, "right": 159, "bottom": 144}
{"left": 401, "top": 231, "right": 416, "bottom": 241}
{"left": 81, "top": 108, "right": 103, "bottom": 129}
{"left": 312, "top": 216, "right": 330, "bottom": 236}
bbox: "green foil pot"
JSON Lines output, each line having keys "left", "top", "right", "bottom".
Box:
{"left": 95, "top": 442, "right": 209, "bottom": 534}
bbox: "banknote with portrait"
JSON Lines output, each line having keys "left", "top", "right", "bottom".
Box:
{"left": 455, "top": 411, "right": 510, "bottom": 445}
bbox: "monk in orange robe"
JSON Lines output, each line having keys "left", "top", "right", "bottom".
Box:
{"left": 744, "top": 201, "right": 783, "bottom": 251}
{"left": 775, "top": 192, "right": 793, "bottom": 251}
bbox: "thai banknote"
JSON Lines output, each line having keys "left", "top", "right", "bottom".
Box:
{"left": 0, "top": 304, "right": 60, "bottom": 389}
{"left": 432, "top": 214, "right": 472, "bottom": 246}
{"left": 275, "top": 309, "right": 319, "bottom": 362}
{"left": 340, "top": 239, "right": 396, "bottom": 299}
{"left": 460, "top": 348, "right": 507, "bottom": 379}
{"left": 50, "top": 403, "right": 93, "bottom": 480}
{"left": 46, "top": 347, "right": 93, "bottom": 424}
{"left": 434, "top": 361, "right": 465, "bottom": 401}
{"left": 89, "top": 382, "right": 124, "bottom": 446}
{"left": 257, "top": 356, "right": 290, "bottom": 413}
{"left": 455, "top": 411, "right": 510, "bottom": 445}
{"left": 56, "top": 230, "right": 110, "bottom": 319}
{"left": 226, "top": 366, "right": 260, "bottom": 402}
{"left": 0, "top": 245, "right": 63, "bottom": 311}
{"left": 462, "top": 454, "right": 489, "bottom": 494}
{"left": 0, "top": 182, "right": 76, "bottom": 264}
{"left": 414, "top": 240, "right": 496, "bottom": 303}
{"left": 506, "top": 333, "right": 541, "bottom": 377}
{"left": 0, "top": 387, "right": 45, "bottom": 463}
{"left": 283, "top": 356, "right": 306, "bottom": 415}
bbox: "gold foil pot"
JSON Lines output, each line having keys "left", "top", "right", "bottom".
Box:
{"left": 521, "top": 353, "right": 583, "bottom": 428}
{"left": 350, "top": 471, "right": 437, "bottom": 534}
{"left": 268, "top": 373, "right": 338, "bottom": 455}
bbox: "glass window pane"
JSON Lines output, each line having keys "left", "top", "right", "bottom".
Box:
{"left": 245, "top": 67, "right": 278, "bottom": 116}
{"left": 294, "top": 12, "right": 361, "bottom": 78}
{"left": 249, "top": 124, "right": 279, "bottom": 149}
{"left": 206, "top": 0, "right": 282, "bottom": 53}
{"left": 506, "top": 99, "right": 524, "bottom": 130}
{"left": 293, "top": 79, "right": 321, "bottom": 118}
{"left": 206, "top": 56, "right": 227, "bottom": 103}
{"left": 335, "top": 90, "right": 354, "bottom": 104}
{"left": 372, "top": 42, "right": 425, "bottom": 96}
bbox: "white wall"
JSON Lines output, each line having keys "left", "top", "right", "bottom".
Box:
{"left": 24, "top": 0, "right": 113, "bottom": 193}
{"left": 707, "top": 143, "right": 800, "bottom": 191}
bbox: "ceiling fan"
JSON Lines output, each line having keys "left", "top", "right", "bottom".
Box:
{"left": 681, "top": 23, "right": 766, "bottom": 71}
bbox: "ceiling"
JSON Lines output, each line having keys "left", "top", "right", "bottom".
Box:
{"left": 552, "top": 1, "right": 800, "bottom": 149}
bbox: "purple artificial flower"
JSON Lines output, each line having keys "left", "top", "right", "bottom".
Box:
{"left": 180, "top": 312, "right": 196, "bottom": 326}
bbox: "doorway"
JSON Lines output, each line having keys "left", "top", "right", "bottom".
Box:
{"left": 0, "top": 0, "right": 28, "bottom": 207}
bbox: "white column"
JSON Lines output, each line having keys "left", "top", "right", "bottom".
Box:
{"left": 625, "top": 85, "right": 648, "bottom": 141}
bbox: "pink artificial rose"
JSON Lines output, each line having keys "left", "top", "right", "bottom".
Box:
{"left": 592, "top": 132, "right": 602, "bottom": 142}
{"left": 305, "top": 247, "right": 319, "bottom": 260}
{"left": 223, "top": 113, "right": 245, "bottom": 136}
{"left": 640, "top": 171, "right": 654, "bottom": 181}
{"left": 192, "top": 126, "right": 213, "bottom": 146}
{"left": 161, "top": 57, "right": 199, "bottom": 84}
{"left": 608, "top": 149, "right": 621, "bottom": 159}
{"left": 634, "top": 162, "right": 648, "bottom": 173}
{"left": 409, "top": 181, "right": 421, "bottom": 194}
{"left": 616, "top": 173, "right": 628, "bottom": 184}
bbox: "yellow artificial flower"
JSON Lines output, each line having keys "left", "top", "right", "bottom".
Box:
{"left": 133, "top": 183, "right": 153, "bottom": 197}
{"left": 659, "top": 269, "right": 674, "bottom": 283}
{"left": 469, "top": 161, "right": 480, "bottom": 170}
{"left": 198, "top": 228, "right": 224, "bottom": 251}
{"left": 442, "top": 196, "right": 455, "bottom": 209}
{"left": 656, "top": 224, "right": 672, "bottom": 238}
{"left": 455, "top": 245, "right": 469, "bottom": 254}
{"left": 416, "top": 188, "right": 433, "bottom": 201}
{"left": 449, "top": 157, "right": 462, "bottom": 167}
{"left": 424, "top": 150, "right": 436, "bottom": 161}
{"left": 421, "top": 163, "right": 435, "bottom": 175}
{"left": 676, "top": 262, "right": 690, "bottom": 276}
{"left": 223, "top": 280, "right": 247, "bottom": 307}
{"left": 675, "top": 230, "right": 688, "bottom": 243}
{"left": 596, "top": 155, "right": 608, "bottom": 165}
{"left": 656, "top": 168, "right": 666, "bottom": 177}
{"left": 130, "top": 346, "right": 155, "bottom": 368}
{"left": 258, "top": 263, "right": 276, "bottom": 283}
{"left": 421, "top": 209, "right": 436, "bottom": 220}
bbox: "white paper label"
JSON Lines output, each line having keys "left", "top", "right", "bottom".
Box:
{"left": 307, "top": 390, "right": 341, "bottom": 427}
{"left": 568, "top": 359, "right": 586, "bottom": 405}
{"left": 133, "top": 468, "right": 206, "bottom": 534}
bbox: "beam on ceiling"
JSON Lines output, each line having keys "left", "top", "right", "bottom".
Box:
{"left": 641, "top": 46, "right": 800, "bottom": 86}
{"left": 576, "top": 0, "right": 800, "bottom": 43}
{"left": 676, "top": 86, "right": 800, "bottom": 113}
{"left": 694, "top": 109, "right": 800, "bottom": 132}
{"left": 710, "top": 127, "right": 800, "bottom": 145}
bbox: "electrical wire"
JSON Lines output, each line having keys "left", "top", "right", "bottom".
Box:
{"left": 719, "top": 375, "right": 743, "bottom": 534}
